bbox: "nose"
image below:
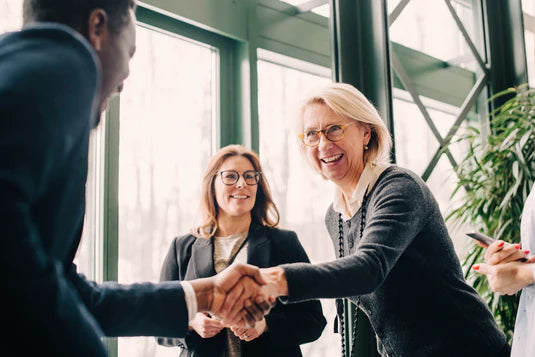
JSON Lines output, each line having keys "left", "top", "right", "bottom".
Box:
{"left": 235, "top": 175, "right": 247, "bottom": 188}
{"left": 317, "top": 132, "right": 332, "bottom": 151}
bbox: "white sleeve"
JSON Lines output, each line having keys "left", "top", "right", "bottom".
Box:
{"left": 181, "top": 280, "right": 198, "bottom": 321}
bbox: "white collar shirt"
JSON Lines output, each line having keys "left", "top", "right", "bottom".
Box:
{"left": 332, "top": 161, "right": 391, "bottom": 220}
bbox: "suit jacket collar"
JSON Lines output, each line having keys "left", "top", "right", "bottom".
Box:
{"left": 190, "top": 221, "right": 272, "bottom": 279}
{"left": 247, "top": 221, "right": 271, "bottom": 268}
{"left": 191, "top": 236, "right": 215, "bottom": 279}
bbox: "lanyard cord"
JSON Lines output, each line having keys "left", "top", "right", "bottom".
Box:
{"left": 226, "top": 236, "right": 249, "bottom": 267}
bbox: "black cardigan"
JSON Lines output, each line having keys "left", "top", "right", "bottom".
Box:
{"left": 158, "top": 223, "right": 327, "bottom": 357}
{"left": 282, "top": 166, "right": 509, "bottom": 356}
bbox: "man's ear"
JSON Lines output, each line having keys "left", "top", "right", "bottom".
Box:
{"left": 87, "top": 9, "right": 108, "bottom": 52}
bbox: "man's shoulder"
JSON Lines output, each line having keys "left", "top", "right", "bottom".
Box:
{"left": 0, "top": 23, "right": 101, "bottom": 130}
{"left": 0, "top": 23, "right": 99, "bottom": 92}
{"left": 1, "top": 23, "right": 96, "bottom": 61}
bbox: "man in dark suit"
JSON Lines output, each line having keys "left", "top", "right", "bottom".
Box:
{"left": 2, "top": 1, "right": 269, "bottom": 356}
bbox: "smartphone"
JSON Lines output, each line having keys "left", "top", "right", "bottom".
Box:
{"left": 466, "top": 232, "right": 528, "bottom": 262}
{"left": 466, "top": 231, "right": 495, "bottom": 247}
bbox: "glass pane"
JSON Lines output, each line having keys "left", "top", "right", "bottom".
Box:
{"left": 393, "top": 88, "right": 478, "bottom": 259}
{"left": 279, "top": 0, "right": 330, "bottom": 17}
{"left": 117, "top": 25, "right": 215, "bottom": 357}
{"left": 524, "top": 0, "right": 535, "bottom": 87}
{"left": 257, "top": 59, "right": 340, "bottom": 357}
{"left": 0, "top": 0, "right": 22, "bottom": 34}
{"left": 426, "top": 155, "right": 473, "bottom": 259}
{"left": 523, "top": 0, "right": 535, "bottom": 16}
{"left": 389, "top": 0, "right": 481, "bottom": 69}
{"left": 75, "top": 125, "right": 105, "bottom": 281}
{"left": 312, "top": 4, "right": 330, "bottom": 17}
{"left": 392, "top": 93, "right": 440, "bottom": 176}
{"left": 525, "top": 30, "right": 534, "bottom": 88}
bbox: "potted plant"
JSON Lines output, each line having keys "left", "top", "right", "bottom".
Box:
{"left": 447, "top": 84, "right": 535, "bottom": 341}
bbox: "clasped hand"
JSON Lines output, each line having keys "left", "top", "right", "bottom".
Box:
{"left": 473, "top": 240, "right": 535, "bottom": 295}
{"left": 190, "top": 263, "right": 276, "bottom": 328}
{"left": 190, "top": 312, "right": 267, "bottom": 342}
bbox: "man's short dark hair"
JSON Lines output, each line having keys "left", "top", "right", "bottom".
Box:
{"left": 23, "top": 0, "right": 136, "bottom": 35}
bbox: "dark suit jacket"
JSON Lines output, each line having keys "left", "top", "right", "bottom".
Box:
{"left": 2, "top": 24, "right": 189, "bottom": 357}
{"left": 159, "top": 222, "right": 327, "bottom": 357}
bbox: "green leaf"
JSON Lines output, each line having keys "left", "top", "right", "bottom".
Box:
{"left": 447, "top": 84, "right": 535, "bottom": 342}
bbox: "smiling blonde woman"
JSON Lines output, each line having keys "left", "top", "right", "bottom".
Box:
{"left": 259, "top": 83, "right": 511, "bottom": 357}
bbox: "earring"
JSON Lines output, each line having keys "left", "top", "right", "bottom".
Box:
{"left": 364, "top": 145, "right": 369, "bottom": 150}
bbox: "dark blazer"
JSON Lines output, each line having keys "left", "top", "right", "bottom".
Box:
{"left": 2, "top": 24, "right": 189, "bottom": 357}
{"left": 159, "top": 222, "right": 327, "bottom": 357}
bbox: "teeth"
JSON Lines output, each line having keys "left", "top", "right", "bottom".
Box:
{"left": 323, "top": 154, "right": 342, "bottom": 163}
{"left": 231, "top": 195, "right": 248, "bottom": 199}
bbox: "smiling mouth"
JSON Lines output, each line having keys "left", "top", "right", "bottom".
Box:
{"left": 230, "top": 195, "right": 250, "bottom": 199}
{"left": 321, "top": 154, "right": 343, "bottom": 164}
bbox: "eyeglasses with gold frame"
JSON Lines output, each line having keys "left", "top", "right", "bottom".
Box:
{"left": 298, "top": 123, "right": 354, "bottom": 147}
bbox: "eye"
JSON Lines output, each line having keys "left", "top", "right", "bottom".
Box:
{"left": 305, "top": 130, "right": 318, "bottom": 138}
{"left": 223, "top": 172, "right": 238, "bottom": 180}
{"left": 327, "top": 125, "right": 343, "bottom": 135}
{"left": 243, "top": 172, "right": 256, "bottom": 180}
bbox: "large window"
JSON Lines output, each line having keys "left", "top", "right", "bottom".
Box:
{"left": 387, "top": 0, "right": 485, "bottom": 256}
{"left": 116, "top": 24, "right": 216, "bottom": 357}
{"left": 257, "top": 55, "right": 339, "bottom": 357}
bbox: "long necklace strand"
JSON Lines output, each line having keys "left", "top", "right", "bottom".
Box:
{"left": 338, "top": 193, "right": 367, "bottom": 357}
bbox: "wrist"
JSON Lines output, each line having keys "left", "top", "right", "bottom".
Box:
{"left": 518, "top": 263, "right": 535, "bottom": 286}
{"left": 262, "top": 266, "right": 288, "bottom": 296}
{"left": 189, "top": 277, "right": 214, "bottom": 312}
{"left": 259, "top": 317, "right": 268, "bottom": 333}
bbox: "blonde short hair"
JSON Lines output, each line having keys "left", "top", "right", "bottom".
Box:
{"left": 297, "top": 82, "right": 392, "bottom": 166}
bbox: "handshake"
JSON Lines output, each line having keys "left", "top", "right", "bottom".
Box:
{"left": 188, "top": 263, "right": 289, "bottom": 328}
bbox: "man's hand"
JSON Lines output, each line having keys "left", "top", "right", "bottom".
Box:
{"left": 230, "top": 317, "right": 267, "bottom": 342}
{"left": 189, "top": 263, "right": 273, "bottom": 327}
{"left": 189, "top": 312, "right": 224, "bottom": 339}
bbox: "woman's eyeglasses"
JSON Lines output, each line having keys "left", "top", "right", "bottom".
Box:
{"left": 216, "top": 170, "right": 261, "bottom": 186}
{"left": 298, "top": 123, "right": 353, "bottom": 147}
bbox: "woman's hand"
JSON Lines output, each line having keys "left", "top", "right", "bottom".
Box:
{"left": 230, "top": 318, "right": 268, "bottom": 342}
{"left": 189, "top": 312, "right": 224, "bottom": 338}
{"left": 473, "top": 259, "right": 535, "bottom": 295}
{"left": 483, "top": 240, "right": 529, "bottom": 265}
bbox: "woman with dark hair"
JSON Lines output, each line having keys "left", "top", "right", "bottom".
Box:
{"left": 158, "top": 144, "right": 326, "bottom": 357}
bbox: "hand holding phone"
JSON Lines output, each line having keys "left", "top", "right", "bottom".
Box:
{"left": 466, "top": 231, "right": 495, "bottom": 247}
{"left": 466, "top": 231, "right": 528, "bottom": 262}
